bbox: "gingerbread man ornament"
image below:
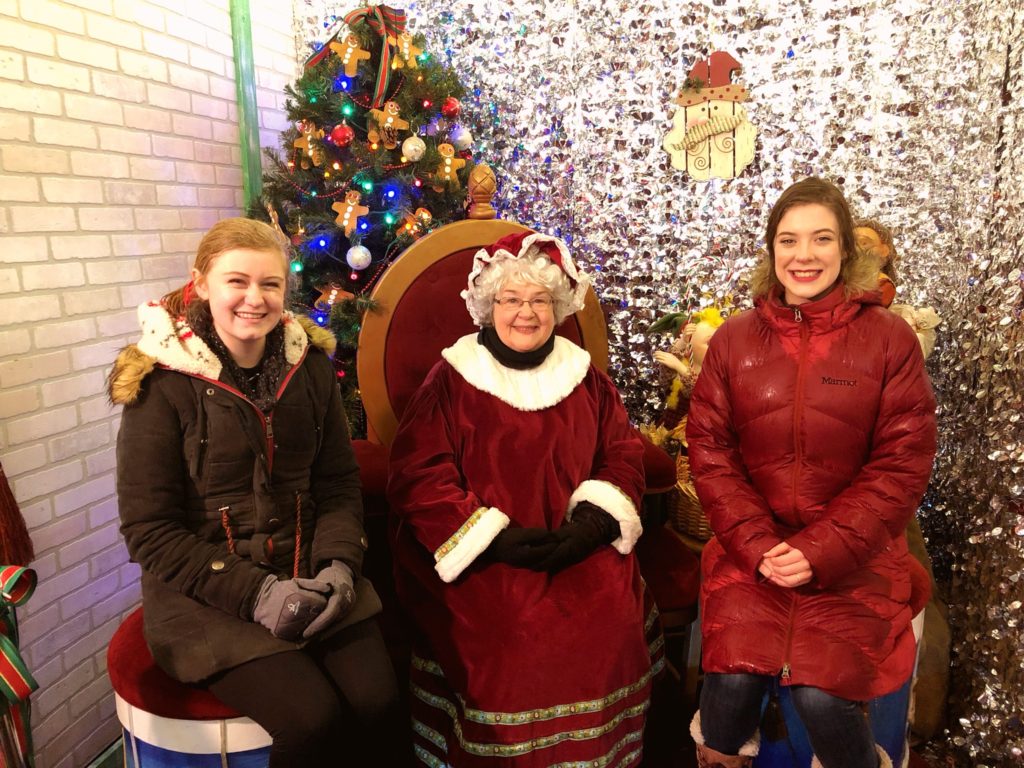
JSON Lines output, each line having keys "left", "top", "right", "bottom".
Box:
{"left": 368, "top": 101, "right": 409, "bottom": 150}
{"left": 389, "top": 32, "right": 423, "bottom": 69}
{"left": 330, "top": 34, "right": 371, "bottom": 78}
{"left": 293, "top": 125, "right": 325, "bottom": 169}
{"left": 403, "top": 207, "right": 433, "bottom": 237}
{"left": 331, "top": 190, "right": 370, "bottom": 236}
{"left": 432, "top": 143, "right": 466, "bottom": 191}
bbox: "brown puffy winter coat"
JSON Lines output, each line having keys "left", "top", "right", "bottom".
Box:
{"left": 686, "top": 284, "right": 937, "bottom": 700}
{"left": 110, "top": 304, "right": 381, "bottom": 683}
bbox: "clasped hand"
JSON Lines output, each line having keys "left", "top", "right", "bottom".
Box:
{"left": 758, "top": 542, "right": 813, "bottom": 588}
{"left": 486, "top": 506, "right": 619, "bottom": 573}
{"left": 252, "top": 560, "right": 355, "bottom": 641}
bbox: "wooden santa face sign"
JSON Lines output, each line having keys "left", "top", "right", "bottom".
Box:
{"left": 663, "top": 52, "right": 757, "bottom": 180}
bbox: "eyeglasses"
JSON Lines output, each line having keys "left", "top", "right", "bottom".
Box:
{"left": 494, "top": 296, "right": 554, "bottom": 312}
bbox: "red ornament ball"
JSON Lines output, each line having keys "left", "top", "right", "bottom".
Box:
{"left": 330, "top": 123, "right": 355, "bottom": 147}
{"left": 441, "top": 97, "right": 461, "bottom": 118}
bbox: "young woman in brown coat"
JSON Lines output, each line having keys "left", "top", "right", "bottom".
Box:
{"left": 109, "top": 218, "right": 403, "bottom": 767}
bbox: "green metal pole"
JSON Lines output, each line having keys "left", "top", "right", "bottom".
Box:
{"left": 229, "top": 0, "right": 262, "bottom": 208}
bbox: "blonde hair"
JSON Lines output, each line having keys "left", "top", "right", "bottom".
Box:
{"left": 749, "top": 178, "right": 877, "bottom": 300}
{"left": 854, "top": 217, "right": 900, "bottom": 283}
{"left": 162, "top": 218, "right": 290, "bottom": 317}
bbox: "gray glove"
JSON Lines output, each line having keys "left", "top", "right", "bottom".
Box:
{"left": 301, "top": 560, "right": 356, "bottom": 640}
{"left": 253, "top": 575, "right": 331, "bottom": 641}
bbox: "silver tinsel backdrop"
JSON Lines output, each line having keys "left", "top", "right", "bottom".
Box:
{"left": 294, "top": 1, "right": 1023, "bottom": 763}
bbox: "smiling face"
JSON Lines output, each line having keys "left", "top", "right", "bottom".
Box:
{"left": 492, "top": 280, "right": 556, "bottom": 353}
{"left": 773, "top": 203, "right": 843, "bottom": 305}
{"left": 193, "top": 247, "right": 287, "bottom": 367}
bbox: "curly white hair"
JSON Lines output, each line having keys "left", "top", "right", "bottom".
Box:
{"left": 467, "top": 256, "right": 577, "bottom": 326}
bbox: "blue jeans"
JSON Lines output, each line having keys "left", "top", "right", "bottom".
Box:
{"left": 699, "top": 673, "right": 879, "bottom": 768}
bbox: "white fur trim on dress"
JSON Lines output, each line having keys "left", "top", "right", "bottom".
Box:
{"left": 441, "top": 334, "right": 591, "bottom": 411}
{"left": 135, "top": 303, "right": 308, "bottom": 378}
{"left": 689, "top": 711, "right": 759, "bottom": 757}
{"left": 434, "top": 507, "right": 510, "bottom": 584}
{"left": 567, "top": 479, "right": 642, "bottom": 555}
{"left": 810, "top": 744, "right": 892, "bottom": 768}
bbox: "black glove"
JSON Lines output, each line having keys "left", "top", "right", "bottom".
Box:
{"left": 485, "top": 527, "right": 559, "bottom": 570}
{"left": 253, "top": 575, "right": 331, "bottom": 641}
{"left": 536, "top": 503, "right": 619, "bottom": 573}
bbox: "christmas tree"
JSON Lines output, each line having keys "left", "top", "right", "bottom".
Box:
{"left": 253, "top": 6, "right": 485, "bottom": 433}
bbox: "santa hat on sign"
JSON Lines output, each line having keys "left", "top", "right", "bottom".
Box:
{"left": 461, "top": 231, "right": 591, "bottom": 326}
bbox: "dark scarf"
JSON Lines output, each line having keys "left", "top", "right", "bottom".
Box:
{"left": 189, "top": 303, "right": 286, "bottom": 412}
{"left": 477, "top": 326, "right": 555, "bottom": 370}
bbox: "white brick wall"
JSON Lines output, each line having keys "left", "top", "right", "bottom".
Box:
{"left": 0, "top": 1, "right": 297, "bottom": 765}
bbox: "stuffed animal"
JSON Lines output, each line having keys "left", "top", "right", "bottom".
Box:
{"left": 854, "top": 218, "right": 899, "bottom": 307}
{"left": 890, "top": 304, "right": 942, "bottom": 359}
{"left": 651, "top": 306, "right": 725, "bottom": 428}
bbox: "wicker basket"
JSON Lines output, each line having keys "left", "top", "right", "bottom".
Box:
{"left": 668, "top": 450, "right": 713, "bottom": 541}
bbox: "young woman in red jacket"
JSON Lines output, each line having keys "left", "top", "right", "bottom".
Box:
{"left": 685, "top": 178, "right": 937, "bottom": 768}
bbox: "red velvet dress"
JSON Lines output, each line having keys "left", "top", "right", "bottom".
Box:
{"left": 387, "top": 335, "right": 658, "bottom": 767}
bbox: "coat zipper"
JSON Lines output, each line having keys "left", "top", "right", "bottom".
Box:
{"left": 781, "top": 594, "right": 797, "bottom": 682}
{"left": 265, "top": 351, "right": 306, "bottom": 473}
{"left": 790, "top": 307, "right": 808, "bottom": 511}
{"left": 176, "top": 345, "right": 310, "bottom": 476}
{"left": 782, "top": 306, "right": 807, "bottom": 683}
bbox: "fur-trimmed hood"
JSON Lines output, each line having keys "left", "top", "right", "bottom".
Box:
{"left": 108, "top": 302, "right": 336, "bottom": 405}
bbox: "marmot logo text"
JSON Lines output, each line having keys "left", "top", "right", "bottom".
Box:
{"left": 821, "top": 376, "right": 857, "bottom": 387}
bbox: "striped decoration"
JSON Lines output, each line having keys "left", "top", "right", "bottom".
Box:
{"left": 1, "top": 565, "right": 37, "bottom": 768}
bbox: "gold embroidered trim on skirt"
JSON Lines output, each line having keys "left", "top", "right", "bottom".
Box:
{"left": 410, "top": 682, "right": 648, "bottom": 759}
{"left": 411, "top": 654, "right": 654, "bottom": 726}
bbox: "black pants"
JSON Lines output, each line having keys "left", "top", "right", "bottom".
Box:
{"left": 207, "top": 618, "right": 407, "bottom": 767}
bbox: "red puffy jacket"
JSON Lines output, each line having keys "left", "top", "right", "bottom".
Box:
{"left": 686, "top": 284, "right": 937, "bottom": 700}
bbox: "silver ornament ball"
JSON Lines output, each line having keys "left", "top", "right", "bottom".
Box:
{"left": 402, "top": 136, "right": 427, "bottom": 162}
{"left": 345, "top": 245, "right": 372, "bottom": 270}
{"left": 450, "top": 125, "right": 473, "bottom": 151}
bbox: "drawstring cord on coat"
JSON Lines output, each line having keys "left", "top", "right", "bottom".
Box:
{"left": 219, "top": 506, "right": 235, "bottom": 554}
{"left": 219, "top": 494, "right": 302, "bottom": 578}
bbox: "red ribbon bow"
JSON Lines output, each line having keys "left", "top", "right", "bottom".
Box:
{"left": 343, "top": 5, "right": 407, "bottom": 108}
{"left": 305, "top": 6, "right": 408, "bottom": 110}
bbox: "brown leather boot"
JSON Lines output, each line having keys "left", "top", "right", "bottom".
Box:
{"left": 695, "top": 742, "right": 754, "bottom": 767}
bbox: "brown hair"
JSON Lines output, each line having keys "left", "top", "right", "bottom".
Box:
{"left": 854, "top": 217, "right": 899, "bottom": 283}
{"left": 749, "top": 177, "right": 877, "bottom": 299}
{"left": 162, "top": 218, "right": 290, "bottom": 318}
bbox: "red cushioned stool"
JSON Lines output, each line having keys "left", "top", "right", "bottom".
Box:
{"left": 107, "top": 607, "right": 271, "bottom": 767}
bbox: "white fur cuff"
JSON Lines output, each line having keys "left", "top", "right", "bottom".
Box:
{"left": 434, "top": 507, "right": 510, "bottom": 583}
{"left": 689, "top": 711, "right": 759, "bottom": 757}
{"left": 567, "top": 479, "right": 642, "bottom": 555}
